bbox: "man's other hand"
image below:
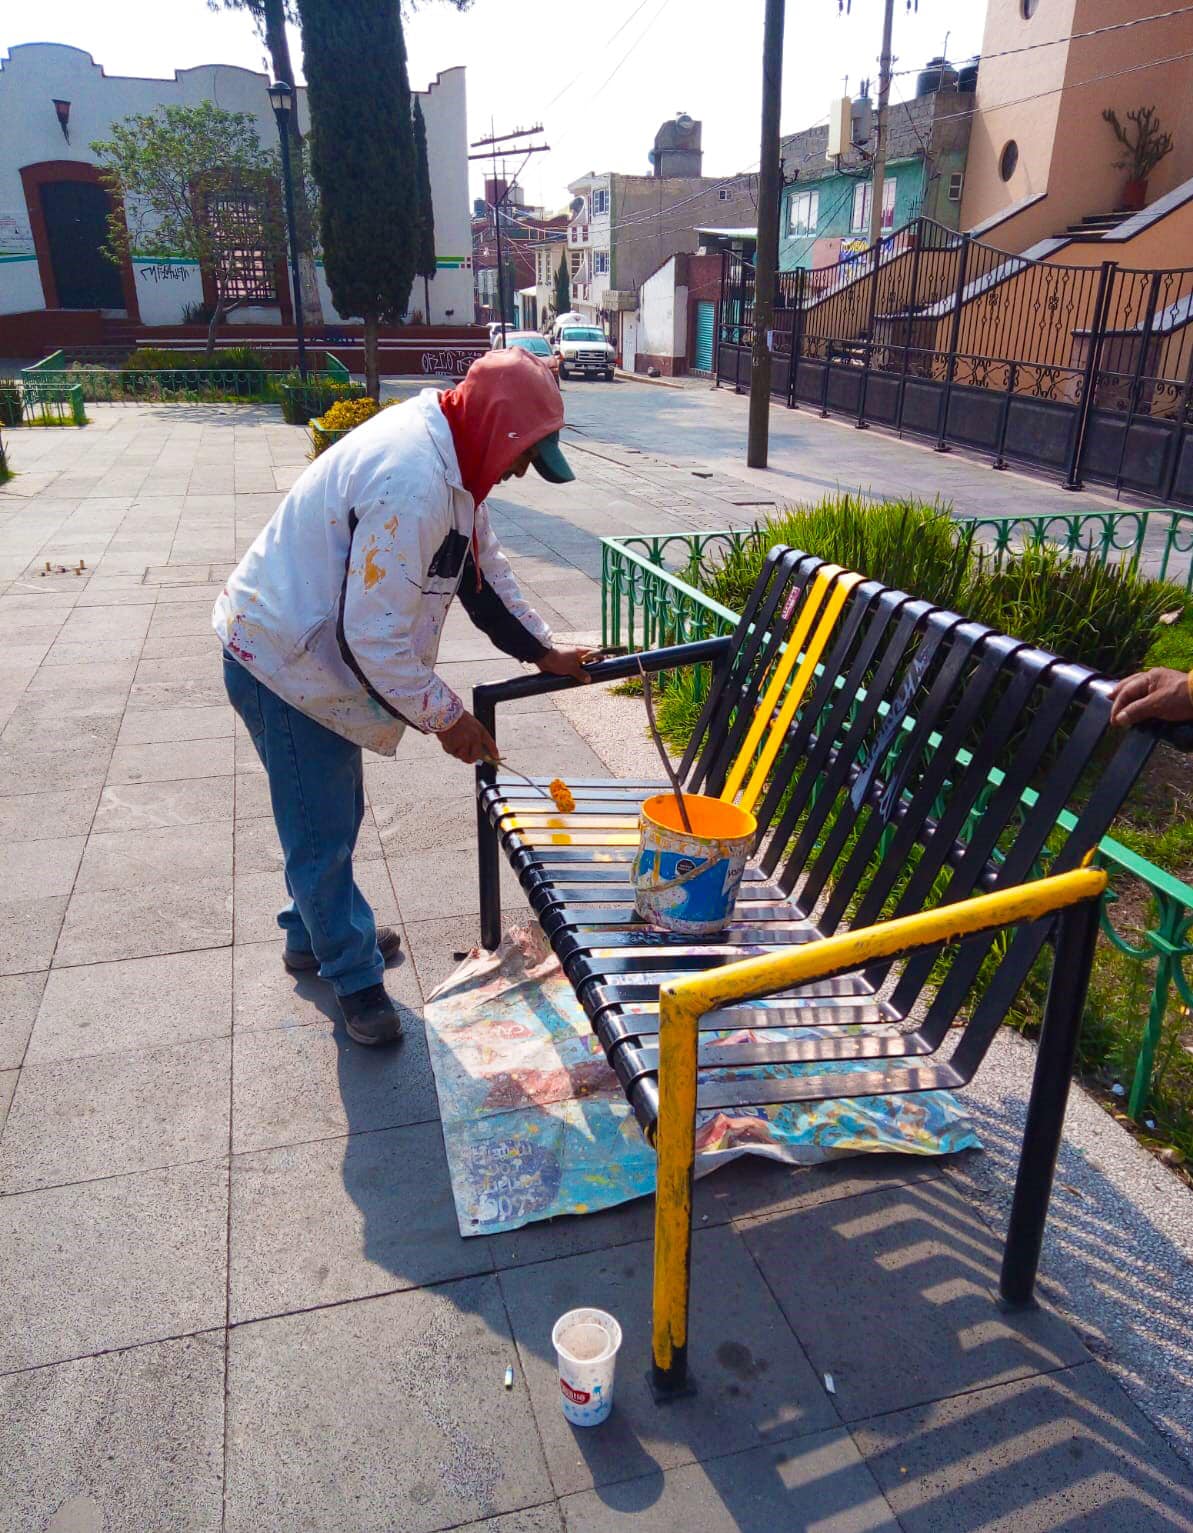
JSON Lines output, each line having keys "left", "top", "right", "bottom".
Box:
{"left": 536, "top": 646, "right": 596, "bottom": 684}
{"left": 436, "top": 710, "right": 500, "bottom": 764}
{"left": 1110, "top": 667, "right": 1193, "bottom": 728}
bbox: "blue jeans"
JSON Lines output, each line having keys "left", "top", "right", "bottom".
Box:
{"left": 223, "top": 651, "right": 383, "bottom": 996}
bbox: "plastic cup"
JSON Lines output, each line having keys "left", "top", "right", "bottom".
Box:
{"left": 551, "top": 1308, "right": 622, "bottom": 1426}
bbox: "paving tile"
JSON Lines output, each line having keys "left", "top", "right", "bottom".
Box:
{"left": 231, "top": 934, "right": 423, "bottom": 1028}
{"left": 558, "top": 1432, "right": 896, "bottom": 1532}
{"left": 27, "top": 948, "right": 231, "bottom": 1063}
{"left": 852, "top": 1362, "right": 1193, "bottom": 1533}
{"left": 116, "top": 702, "right": 232, "bottom": 746}
{"left": 0, "top": 743, "right": 110, "bottom": 797}
{"left": 0, "top": 834, "right": 84, "bottom": 901}
{"left": 233, "top": 770, "right": 273, "bottom": 820}
{"left": 232, "top": 810, "right": 383, "bottom": 874}
{"left": 140, "top": 629, "right": 220, "bottom": 661}
{"left": 387, "top": 837, "right": 529, "bottom": 922}
{"left": 499, "top": 1224, "right": 838, "bottom": 1495}
{"left": 232, "top": 857, "right": 397, "bottom": 945}
{"left": 105, "top": 736, "right": 234, "bottom": 785}
{"left": 127, "top": 675, "right": 226, "bottom": 711}
{"left": 229, "top": 1119, "right": 488, "bottom": 1320}
{"left": 146, "top": 604, "right": 219, "bottom": 637}
{"left": 0, "top": 1035, "right": 231, "bottom": 1192}
{"left": 0, "top": 970, "right": 46, "bottom": 1068}
{"left": 0, "top": 1159, "right": 227, "bottom": 1371}
{"left": 403, "top": 913, "right": 493, "bottom": 998}
{"left": 455, "top": 1511, "right": 563, "bottom": 1533}
{"left": 0, "top": 784, "right": 100, "bottom": 842}
{"left": 43, "top": 636, "right": 146, "bottom": 667}
{"left": 232, "top": 1005, "right": 437, "bottom": 1153}
{"left": 55, "top": 877, "right": 233, "bottom": 965}
{"left": 740, "top": 1179, "right": 1089, "bottom": 1423}
{"left": 75, "top": 819, "right": 233, "bottom": 892}
{"left": 0, "top": 895, "right": 67, "bottom": 975}
{"left": 0, "top": 1334, "right": 225, "bottom": 1533}
{"left": 224, "top": 1276, "right": 551, "bottom": 1531}
{"left": 26, "top": 660, "right": 136, "bottom": 693}
{"left": 93, "top": 775, "right": 234, "bottom": 832}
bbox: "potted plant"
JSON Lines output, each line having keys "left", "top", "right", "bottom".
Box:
{"left": 1102, "top": 105, "right": 1174, "bottom": 211}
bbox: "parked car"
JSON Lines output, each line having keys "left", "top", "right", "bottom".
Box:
{"left": 492, "top": 330, "right": 559, "bottom": 372}
{"left": 554, "top": 325, "right": 616, "bottom": 381}
{"left": 549, "top": 311, "right": 585, "bottom": 343}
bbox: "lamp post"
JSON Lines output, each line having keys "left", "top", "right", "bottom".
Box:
{"left": 267, "top": 79, "right": 307, "bottom": 380}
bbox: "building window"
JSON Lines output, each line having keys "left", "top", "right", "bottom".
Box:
{"left": 592, "top": 189, "right": 609, "bottom": 215}
{"left": 209, "top": 193, "right": 277, "bottom": 302}
{"left": 787, "top": 188, "right": 819, "bottom": 235}
{"left": 1021, "top": 0, "right": 1039, "bottom": 16}
{"left": 570, "top": 226, "right": 578, "bottom": 243}
{"left": 948, "top": 171, "right": 964, "bottom": 201}
{"left": 850, "top": 179, "right": 895, "bottom": 234}
{"left": 569, "top": 251, "right": 582, "bottom": 277}
{"left": 594, "top": 250, "right": 609, "bottom": 275}
{"left": 999, "top": 140, "right": 1019, "bottom": 181}
{"left": 851, "top": 180, "right": 870, "bottom": 232}
{"left": 718, "top": 187, "right": 732, "bottom": 202}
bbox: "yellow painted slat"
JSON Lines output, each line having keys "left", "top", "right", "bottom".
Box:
{"left": 520, "top": 832, "right": 640, "bottom": 847}
{"left": 501, "top": 813, "right": 642, "bottom": 830}
{"left": 720, "top": 565, "right": 843, "bottom": 805}
{"left": 739, "top": 570, "right": 864, "bottom": 814}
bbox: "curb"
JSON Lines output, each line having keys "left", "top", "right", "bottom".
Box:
{"left": 613, "top": 369, "right": 684, "bottom": 389}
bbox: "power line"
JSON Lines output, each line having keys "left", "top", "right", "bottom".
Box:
{"left": 889, "top": 2, "right": 1193, "bottom": 76}
{"left": 544, "top": 0, "right": 658, "bottom": 109}
{"left": 591, "top": 0, "right": 677, "bottom": 101}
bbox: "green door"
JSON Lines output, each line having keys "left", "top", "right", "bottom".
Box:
{"left": 693, "top": 301, "right": 715, "bottom": 373}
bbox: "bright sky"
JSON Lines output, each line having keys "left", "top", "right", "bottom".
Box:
{"left": 7, "top": 0, "right": 987, "bottom": 210}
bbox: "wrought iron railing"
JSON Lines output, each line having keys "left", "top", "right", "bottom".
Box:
{"left": 602, "top": 529, "right": 1193, "bottom": 1118}
{"left": 22, "top": 350, "right": 348, "bottom": 406}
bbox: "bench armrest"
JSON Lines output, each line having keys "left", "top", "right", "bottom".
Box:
{"left": 472, "top": 636, "right": 732, "bottom": 733}
{"left": 661, "top": 865, "right": 1108, "bottom": 1025}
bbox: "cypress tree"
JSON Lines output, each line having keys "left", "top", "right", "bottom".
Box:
{"left": 553, "top": 247, "right": 571, "bottom": 319}
{"left": 412, "top": 98, "right": 437, "bottom": 324}
{"left": 298, "top": 0, "right": 418, "bottom": 396}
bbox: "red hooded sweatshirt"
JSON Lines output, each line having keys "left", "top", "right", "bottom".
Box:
{"left": 439, "top": 346, "right": 566, "bottom": 509}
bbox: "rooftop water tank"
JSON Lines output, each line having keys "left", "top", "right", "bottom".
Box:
{"left": 917, "top": 57, "right": 958, "bottom": 96}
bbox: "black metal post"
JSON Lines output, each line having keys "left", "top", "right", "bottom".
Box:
{"left": 895, "top": 218, "right": 925, "bottom": 438}
{"left": 1064, "top": 259, "right": 1115, "bottom": 492}
{"left": 746, "top": 0, "right": 786, "bottom": 468}
{"left": 787, "top": 266, "right": 805, "bottom": 409}
{"left": 1111, "top": 269, "right": 1162, "bottom": 497}
{"left": 999, "top": 896, "right": 1101, "bottom": 1309}
{"left": 935, "top": 235, "right": 971, "bottom": 452}
{"left": 992, "top": 360, "right": 1016, "bottom": 470}
{"left": 273, "top": 96, "right": 308, "bottom": 381}
{"left": 474, "top": 687, "right": 502, "bottom": 950}
{"left": 1161, "top": 340, "right": 1193, "bottom": 504}
{"left": 714, "top": 250, "right": 726, "bottom": 388}
{"left": 856, "top": 236, "right": 884, "bottom": 429}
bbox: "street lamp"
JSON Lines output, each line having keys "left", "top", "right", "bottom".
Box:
{"left": 268, "top": 79, "right": 308, "bottom": 380}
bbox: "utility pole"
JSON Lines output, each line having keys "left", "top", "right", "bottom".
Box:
{"left": 868, "top": 0, "right": 895, "bottom": 247}
{"left": 469, "top": 126, "right": 548, "bottom": 344}
{"left": 747, "top": 0, "right": 787, "bottom": 470}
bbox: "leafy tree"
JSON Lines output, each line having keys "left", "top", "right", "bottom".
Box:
{"left": 208, "top": 0, "right": 323, "bottom": 326}
{"left": 413, "top": 98, "right": 436, "bottom": 326}
{"left": 553, "top": 247, "right": 571, "bottom": 317}
{"left": 298, "top": 0, "right": 419, "bottom": 398}
{"left": 91, "top": 102, "right": 284, "bottom": 354}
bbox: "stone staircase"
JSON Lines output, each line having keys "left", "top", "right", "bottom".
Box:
{"left": 1054, "top": 209, "right": 1131, "bottom": 242}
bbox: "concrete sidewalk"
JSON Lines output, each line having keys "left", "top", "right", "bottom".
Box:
{"left": 1, "top": 400, "right": 1191, "bottom": 1531}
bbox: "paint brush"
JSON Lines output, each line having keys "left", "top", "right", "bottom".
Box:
{"left": 637, "top": 658, "right": 692, "bottom": 833}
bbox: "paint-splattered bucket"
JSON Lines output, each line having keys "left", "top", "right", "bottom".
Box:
{"left": 632, "top": 793, "right": 756, "bottom": 935}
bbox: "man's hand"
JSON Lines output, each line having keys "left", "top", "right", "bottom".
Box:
{"left": 436, "top": 710, "right": 500, "bottom": 764}
{"left": 1110, "top": 667, "right": 1193, "bottom": 728}
{"left": 536, "top": 646, "right": 597, "bottom": 685}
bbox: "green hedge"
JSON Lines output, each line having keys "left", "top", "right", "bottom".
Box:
{"left": 281, "top": 376, "right": 366, "bottom": 425}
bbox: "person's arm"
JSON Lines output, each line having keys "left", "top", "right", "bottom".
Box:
{"left": 337, "top": 495, "right": 465, "bottom": 734}
{"left": 458, "top": 502, "right": 553, "bottom": 661}
{"left": 1109, "top": 666, "right": 1193, "bottom": 727}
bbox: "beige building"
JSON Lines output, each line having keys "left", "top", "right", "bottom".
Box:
{"left": 961, "top": 0, "right": 1193, "bottom": 254}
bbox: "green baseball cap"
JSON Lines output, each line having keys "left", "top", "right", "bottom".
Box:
{"left": 531, "top": 430, "right": 576, "bottom": 484}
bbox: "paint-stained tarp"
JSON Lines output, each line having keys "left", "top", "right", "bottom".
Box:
{"left": 425, "top": 926, "right": 981, "bottom": 1237}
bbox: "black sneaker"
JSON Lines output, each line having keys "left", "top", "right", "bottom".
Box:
{"left": 338, "top": 983, "right": 404, "bottom": 1047}
{"left": 283, "top": 926, "right": 402, "bottom": 974}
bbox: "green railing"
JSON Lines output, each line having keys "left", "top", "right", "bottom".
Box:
{"left": 601, "top": 528, "right": 1193, "bottom": 1120}
{"left": 2, "top": 362, "right": 86, "bottom": 427}
{"left": 22, "top": 350, "right": 350, "bottom": 408}
{"left": 963, "top": 507, "right": 1193, "bottom": 592}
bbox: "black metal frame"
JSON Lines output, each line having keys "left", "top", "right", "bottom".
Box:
{"left": 717, "top": 218, "right": 1193, "bottom": 507}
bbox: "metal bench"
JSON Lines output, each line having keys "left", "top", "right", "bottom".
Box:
{"left": 473, "top": 546, "right": 1189, "bottom": 1397}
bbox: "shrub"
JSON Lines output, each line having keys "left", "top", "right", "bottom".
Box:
{"left": 0, "top": 381, "right": 21, "bottom": 427}
{"left": 280, "top": 375, "right": 365, "bottom": 425}
{"left": 309, "top": 396, "right": 394, "bottom": 456}
{"left": 211, "top": 345, "right": 269, "bottom": 373}
{"left": 121, "top": 346, "right": 181, "bottom": 373}
{"left": 701, "top": 493, "right": 973, "bottom": 615}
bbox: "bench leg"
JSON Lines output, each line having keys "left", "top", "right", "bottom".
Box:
{"left": 651, "top": 983, "right": 700, "bottom": 1397}
{"left": 999, "top": 896, "right": 1100, "bottom": 1308}
{"left": 477, "top": 785, "right": 502, "bottom": 953}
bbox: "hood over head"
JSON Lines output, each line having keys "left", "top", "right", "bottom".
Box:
{"left": 439, "top": 347, "right": 567, "bottom": 508}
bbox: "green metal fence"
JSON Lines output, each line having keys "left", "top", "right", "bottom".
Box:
{"left": 601, "top": 526, "right": 1193, "bottom": 1121}
{"left": 963, "top": 507, "right": 1193, "bottom": 592}
{"left": 22, "top": 350, "right": 349, "bottom": 407}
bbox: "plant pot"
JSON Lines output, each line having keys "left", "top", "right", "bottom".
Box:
{"left": 1122, "top": 178, "right": 1148, "bottom": 212}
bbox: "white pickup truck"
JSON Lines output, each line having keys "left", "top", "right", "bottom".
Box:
{"left": 553, "top": 324, "right": 616, "bottom": 382}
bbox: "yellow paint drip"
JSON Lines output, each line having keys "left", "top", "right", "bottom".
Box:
{"left": 363, "top": 546, "right": 386, "bottom": 590}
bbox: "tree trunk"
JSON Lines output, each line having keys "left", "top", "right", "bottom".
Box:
{"left": 261, "top": 0, "right": 324, "bottom": 329}
{"left": 423, "top": 274, "right": 431, "bottom": 324}
{"left": 206, "top": 297, "right": 228, "bottom": 357}
{"left": 364, "top": 312, "right": 380, "bottom": 400}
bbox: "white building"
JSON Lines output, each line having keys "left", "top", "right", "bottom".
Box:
{"left": 565, "top": 173, "right": 612, "bottom": 322}
{"left": 0, "top": 43, "right": 474, "bottom": 348}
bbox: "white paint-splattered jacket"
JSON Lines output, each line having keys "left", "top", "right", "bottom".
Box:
{"left": 212, "top": 389, "right": 552, "bottom": 754}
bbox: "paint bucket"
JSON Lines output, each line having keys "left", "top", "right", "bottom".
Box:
{"left": 632, "top": 793, "right": 756, "bottom": 935}
{"left": 552, "top": 1308, "right": 623, "bottom": 1427}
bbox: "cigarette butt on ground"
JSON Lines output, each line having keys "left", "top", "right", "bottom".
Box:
{"left": 503, "top": 1366, "right": 514, "bottom": 1390}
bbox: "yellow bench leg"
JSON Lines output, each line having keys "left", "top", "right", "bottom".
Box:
{"left": 651, "top": 981, "right": 699, "bottom": 1396}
